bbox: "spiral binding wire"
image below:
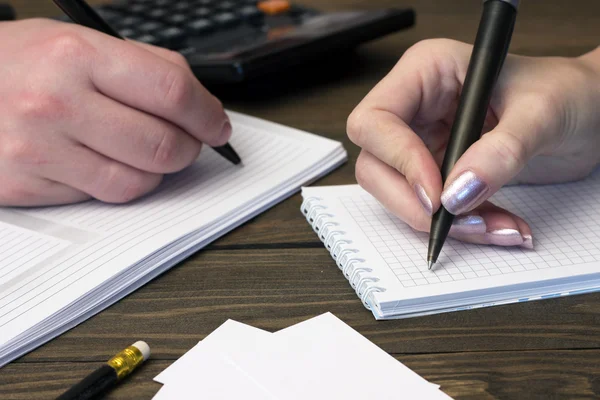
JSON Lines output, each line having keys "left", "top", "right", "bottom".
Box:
{"left": 301, "top": 197, "right": 386, "bottom": 309}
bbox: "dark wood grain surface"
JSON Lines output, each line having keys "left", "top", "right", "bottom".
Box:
{"left": 2, "top": 1, "right": 600, "bottom": 399}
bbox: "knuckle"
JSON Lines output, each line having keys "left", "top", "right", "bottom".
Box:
{"left": 403, "top": 38, "right": 457, "bottom": 59}
{"left": 490, "top": 130, "right": 529, "bottom": 172}
{"left": 404, "top": 211, "right": 424, "bottom": 232}
{"left": 158, "top": 67, "right": 193, "bottom": 111}
{"left": 530, "top": 95, "right": 559, "bottom": 132}
{"left": 165, "top": 50, "right": 189, "bottom": 68}
{"left": 346, "top": 107, "right": 367, "bottom": 146}
{"left": 354, "top": 153, "right": 370, "bottom": 188}
{"left": 45, "top": 31, "right": 93, "bottom": 62}
{"left": 0, "top": 136, "right": 47, "bottom": 166}
{"left": 14, "top": 91, "right": 69, "bottom": 122}
{"left": 150, "top": 132, "right": 181, "bottom": 170}
{"left": 390, "top": 143, "right": 421, "bottom": 176}
{"left": 98, "top": 164, "right": 149, "bottom": 203}
{"left": 0, "top": 182, "right": 34, "bottom": 206}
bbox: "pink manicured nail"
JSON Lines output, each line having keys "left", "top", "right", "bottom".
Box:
{"left": 484, "top": 229, "right": 524, "bottom": 246}
{"left": 414, "top": 183, "right": 432, "bottom": 216}
{"left": 441, "top": 171, "right": 490, "bottom": 215}
{"left": 449, "top": 215, "right": 486, "bottom": 235}
{"left": 521, "top": 234, "right": 534, "bottom": 249}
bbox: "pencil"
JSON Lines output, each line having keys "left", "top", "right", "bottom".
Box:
{"left": 56, "top": 341, "right": 150, "bottom": 400}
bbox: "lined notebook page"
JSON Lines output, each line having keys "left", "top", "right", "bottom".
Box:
{"left": 302, "top": 170, "right": 600, "bottom": 314}
{"left": 0, "top": 111, "right": 344, "bottom": 350}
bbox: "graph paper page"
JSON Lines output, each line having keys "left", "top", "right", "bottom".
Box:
{"left": 302, "top": 171, "right": 600, "bottom": 306}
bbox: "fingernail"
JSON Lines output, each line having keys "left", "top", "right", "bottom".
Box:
{"left": 449, "top": 215, "right": 486, "bottom": 235}
{"left": 220, "top": 121, "right": 232, "bottom": 143}
{"left": 484, "top": 229, "right": 524, "bottom": 246}
{"left": 520, "top": 234, "right": 534, "bottom": 249}
{"left": 441, "top": 171, "right": 490, "bottom": 215}
{"left": 413, "top": 183, "right": 432, "bottom": 216}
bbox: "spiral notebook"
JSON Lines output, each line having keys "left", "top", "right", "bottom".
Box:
{"left": 300, "top": 173, "right": 600, "bottom": 320}
{"left": 0, "top": 111, "right": 346, "bottom": 367}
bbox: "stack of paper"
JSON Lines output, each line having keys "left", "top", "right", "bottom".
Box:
{"left": 0, "top": 111, "right": 346, "bottom": 367}
{"left": 154, "top": 313, "right": 452, "bottom": 399}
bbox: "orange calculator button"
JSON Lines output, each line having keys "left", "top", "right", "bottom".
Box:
{"left": 258, "top": 0, "right": 291, "bottom": 15}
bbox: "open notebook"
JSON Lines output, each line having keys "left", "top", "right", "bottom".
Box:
{"left": 0, "top": 111, "right": 346, "bottom": 367}
{"left": 300, "top": 172, "right": 600, "bottom": 320}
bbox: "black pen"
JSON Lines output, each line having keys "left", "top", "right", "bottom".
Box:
{"left": 56, "top": 341, "right": 150, "bottom": 400}
{"left": 427, "top": 0, "right": 518, "bottom": 270}
{"left": 51, "top": 0, "right": 242, "bottom": 166}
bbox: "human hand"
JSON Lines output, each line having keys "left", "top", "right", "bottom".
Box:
{"left": 0, "top": 19, "right": 231, "bottom": 206}
{"left": 347, "top": 39, "right": 600, "bottom": 248}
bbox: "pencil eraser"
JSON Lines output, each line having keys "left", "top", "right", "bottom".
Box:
{"left": 132, "top": 341, "right": 151, "bottom": 361}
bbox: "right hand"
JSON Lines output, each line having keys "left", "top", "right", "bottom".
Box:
{"left": 0, "top": 19, "right": 231, "bottom": 206}
{"left": 347, "top": 39, "right": 600, "bottom": 248}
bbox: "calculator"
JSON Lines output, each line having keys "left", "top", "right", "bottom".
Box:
{"left": 61, "top": 0, "right": 416, "bottom": 84}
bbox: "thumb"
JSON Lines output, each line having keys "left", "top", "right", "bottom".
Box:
{"left": 440, "top": 105, "right": 551, "bottom": 215}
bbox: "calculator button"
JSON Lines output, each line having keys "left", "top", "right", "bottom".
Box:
{"left": 166, "top": 14, "right": 189, "bottom": 25}
{"left": 257, "top": 0, "right": 291, "bottom": 15}
{"left": 194, "top": 7, "right": 212, "bottom": 18}
{"left": 129, "top": 4, "right": 149, "bottom": 14}
{"left": 156, "top": 27, "right": 186, "bottom": 47}
{"left": 117, "top": 15, "right": 143, "bottom": 28}
{"left": 213, "top": 12, "right": 240, "bottom": 27}
{"left": 133, "top": 34, "right": 160, "bottom": 45}
{"left": 95, "top": 8, "right": 121, "bottom": 23}
{"left": 238, "top": 5, "right": 262, "bottom": 20}
{"left": 148, "top": 8, "right": 169, "bottom": 20}
{"left": 118, "top": 28, "right": 137, "bottom": 38}
{"left": 218, "top": 1, "right": 236, "bottom": 11}
{"left": 139, "top": 21, "right": 164, "bottom": 32}
{"left": 187, "top": 19, "right": 215, "bottom": 34}
{"left": 173, "top": 2, "right": 192, "bottom": 12}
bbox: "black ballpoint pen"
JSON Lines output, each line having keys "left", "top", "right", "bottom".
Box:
{"left": 427, "top": 0, "right": 518, "bottom": 270}
{"left": 51, "top": 0, "right": 242, "bottom": 166}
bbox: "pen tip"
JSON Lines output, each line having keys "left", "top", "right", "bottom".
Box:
{"left": 213, "top": 143, "right": 242, "bottom": 165}
{"left": 428, "top": 261, "right": 434, "bottom": 270}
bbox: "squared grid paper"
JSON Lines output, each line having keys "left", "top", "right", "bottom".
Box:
{"left": 340, "top": 171, "right": 600, "bottom": 288}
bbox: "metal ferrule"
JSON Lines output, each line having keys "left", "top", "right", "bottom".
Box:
{"left": 106, "top": 345, "right": 145, "bottom": 381}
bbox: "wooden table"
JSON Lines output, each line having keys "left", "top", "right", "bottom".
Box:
{"left": 2, "top": 1, "right": 600, "bottom": 398}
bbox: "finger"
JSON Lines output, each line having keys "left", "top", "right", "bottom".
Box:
{"left": 440, "top": 99, "right": 556, "bottom": 215}
{"left": 478, "top": 202, "right": 533, "bottom": 249}
{"left": 86, "top": 35, "right": 231, "bottom": 146}
{"left": 347, "top": 40, "right": 472, "bottom": 217}
{"left": 39, "top": 142, "right": 163, "bottom": 203}
{"left": 0, "top": 175, "right": 90, "bottom": 207}
{"left": 354, "top": 151, "right": 534, "bottom": 249}
{"left": 348, "top": 110, "right": 442, "bottom": 216}
{"left": 72, "top": 92, "right": 202, "bottom": 174}
{"left": 448, "top": 201, "right": 533, "bottom": 249}
{"left": 355, "top": 150, "right": 431, "bottom": 231}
